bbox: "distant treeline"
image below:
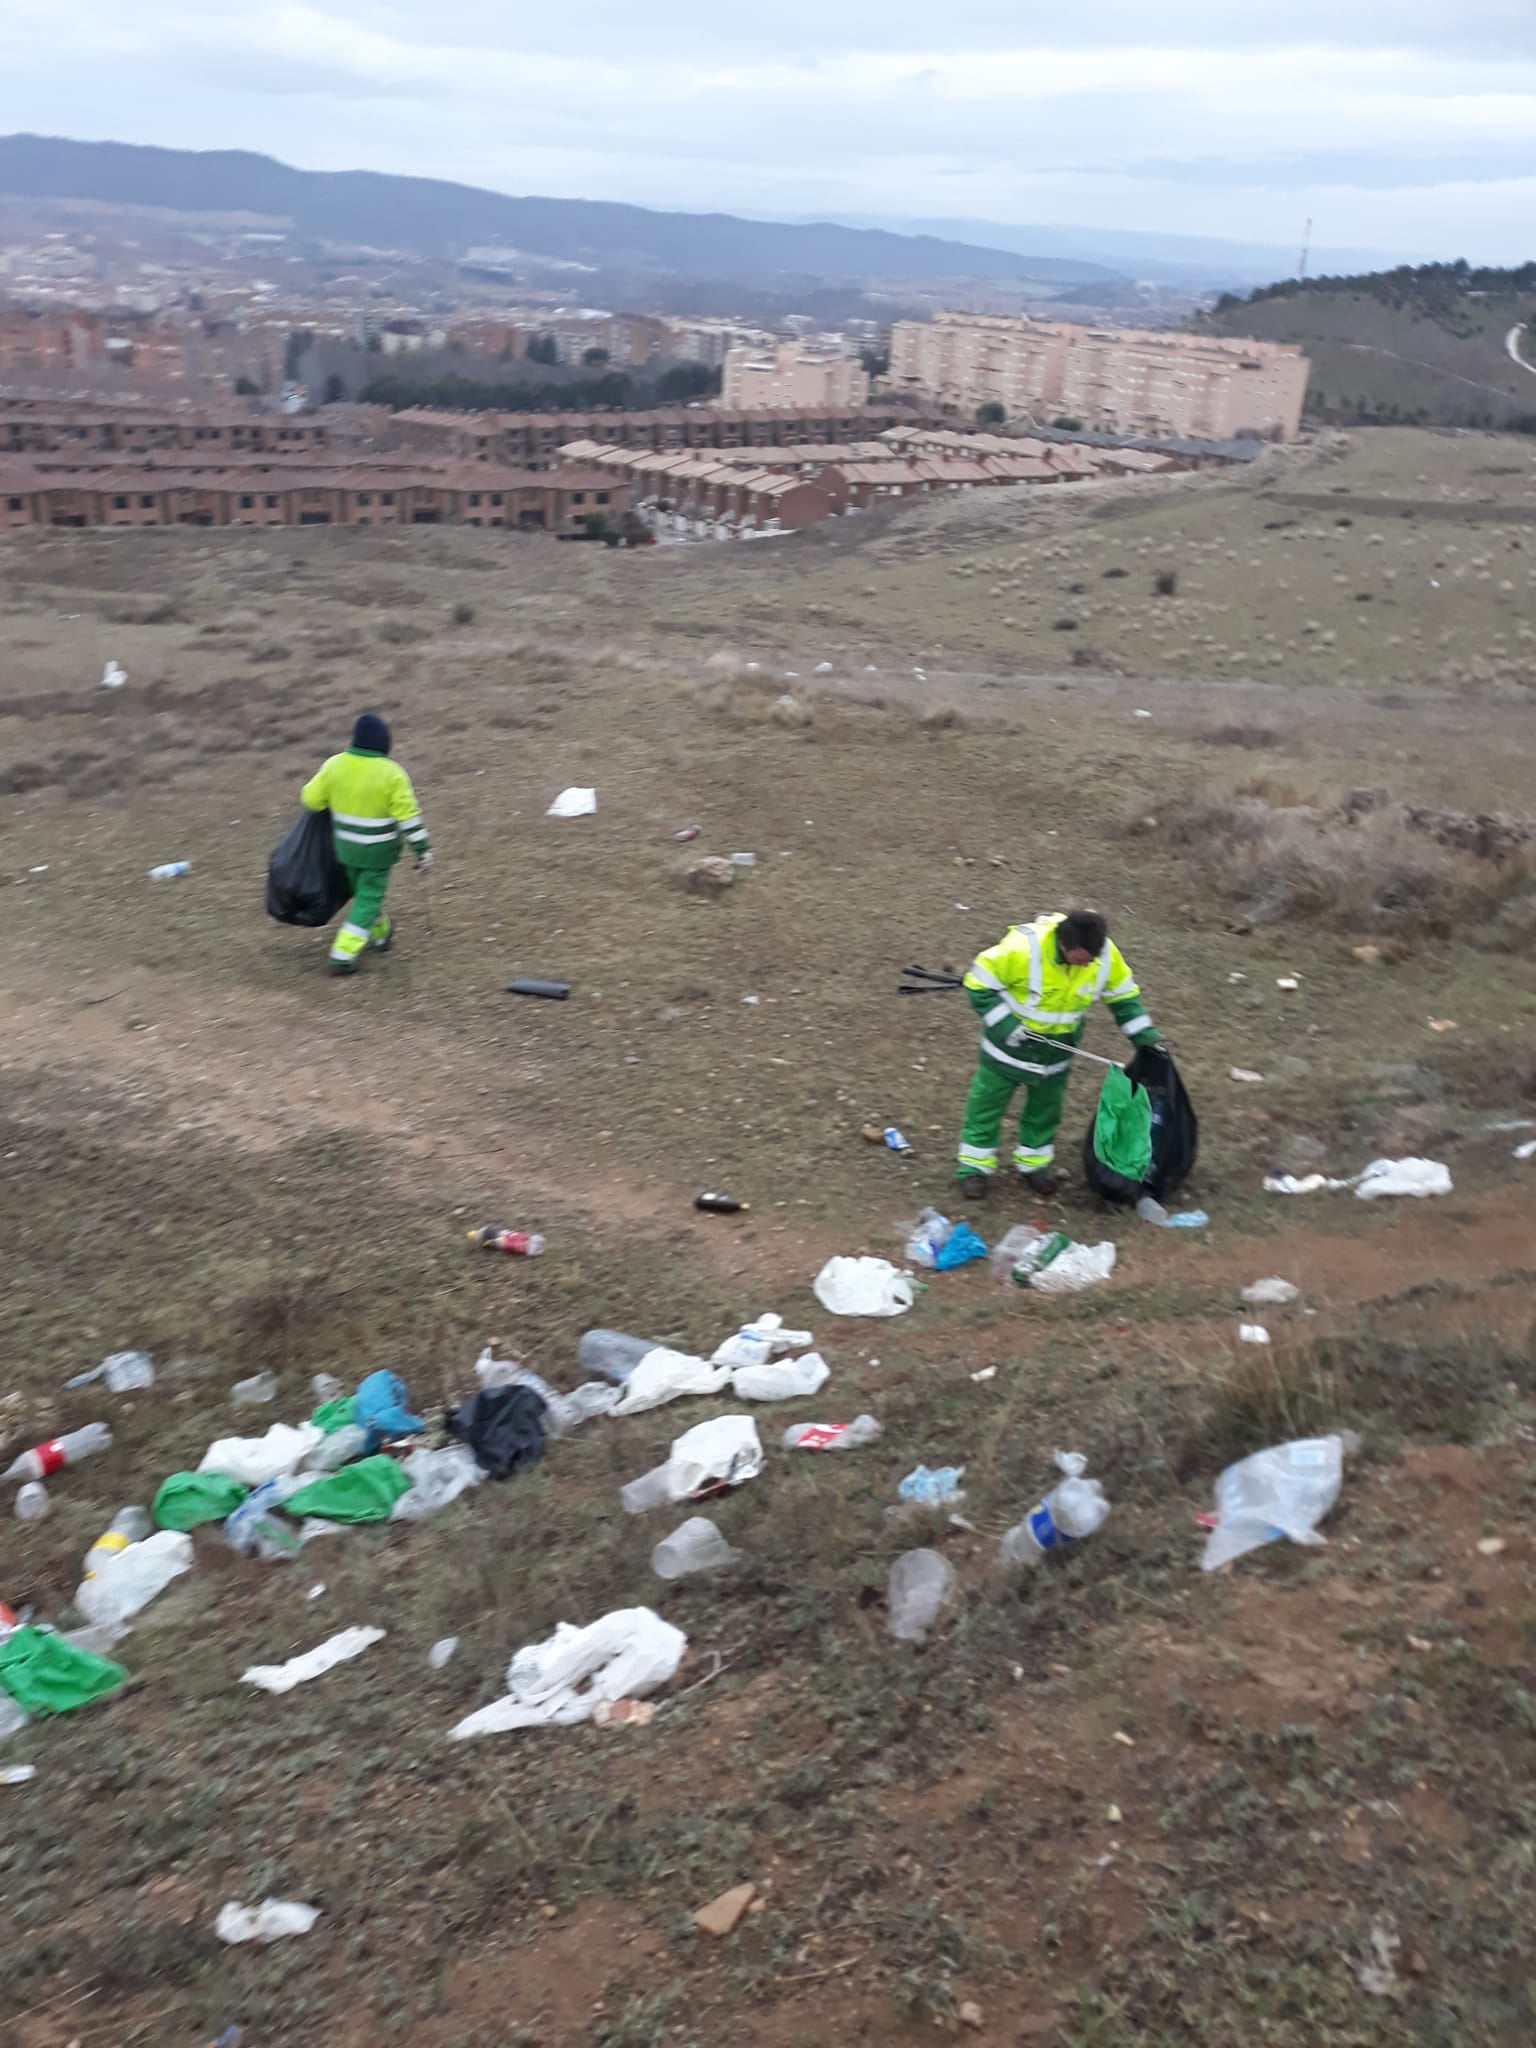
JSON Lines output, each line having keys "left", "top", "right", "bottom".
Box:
{"left": 1216, "top": 259, "right": 1536, "bottom": 332}
{"left": 358, "top": 361, "right": 721, "bottom": 413}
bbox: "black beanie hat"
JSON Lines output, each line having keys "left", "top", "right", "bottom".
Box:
{"left": 351, "top": 712, "right": 391, "bottom": 754}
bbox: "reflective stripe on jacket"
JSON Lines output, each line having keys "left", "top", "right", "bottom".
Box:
{"left": 300, "top": 748, "right": 429, "bottom": 872}
{"left": 963, "top": 913, "right": 1155, "bottom": 1074}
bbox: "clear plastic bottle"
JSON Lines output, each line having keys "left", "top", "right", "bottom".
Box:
{"left": 224, "top": 1478, "right": 304, "bottom": 1562}
{"left": 311, "top": 1372, "right": 344, "bottom": 1404}
{"left": 998, "top": 1453, "right": 1111, "bottom": 1563}
{"left": 468, "top": 1227, "right": 546, "bottom": 1256}
{"left": 782, "top": 1415, "right": 882, "bottom": 1450}
{"left": 83, "top": 1506, "right": 152, "bottom": 1577}
{"left": 148, "top": 861, "right": 191, "bottom": 880}
{"left": 578, "top": 1329, "right": 656, "bottom": 1383}
{"left": 231, "top": 1371, "right": 278, "bottom": 1406}
{"left": 887, "top": 1549, "right": 956, "bottom": 1641}
{"left": 904, "top": 1207, "right": 954, "bottom": 1269}
{"left": 619, "top": 1464, "right": 673, "bottom": 1515}
{"left": 2, "top": 1422, "right": 113, "bottom": 1485}
{"left": 14, "top": 1481, "right": 50, "bottom": 1522}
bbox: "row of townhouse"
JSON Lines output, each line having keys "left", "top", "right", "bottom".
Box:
{"left": 387, "top": 403, "right": 918, "bottom": 468}
{"left": 0, "top": 457, "right": 626, "bottom": 535}
{"left": 0, "top": 398, "right": 331, "bottom": 458}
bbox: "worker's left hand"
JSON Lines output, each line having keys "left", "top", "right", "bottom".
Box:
{"left": 415, "top": 849, "right": 434, "bottom": 873}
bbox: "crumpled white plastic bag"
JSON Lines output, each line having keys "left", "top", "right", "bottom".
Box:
{"left": 447, "top": 1606, "right": 685, "bottom": 1740}
{"left": 1201, "top": 1435, "right": 1348, "bottom": 1571}
{"left": 710, "top": 1312, "right": 814, "bottom": 1370}
{"left": 242, "top": 1624, "right": 385, "bottom": 1693}
{"left": 667, "top": 1414, "right": 763, "bottom": 1499}
{"left": 546, "top": 786, "right": 596, "bottom": 818}
{"left": 813, "top": 1257, "right": 914, "bottom": 1317}
{"left": 1354, "top": 1156, "right": 1452, "bottom": 1200}
{"left": 732, "top": 1350, "right": 830, "bottom": 1402}
{"left": 389, "top": 1445, "right": 485, "bottom": 1519}
{"left": 74, "top": 1529, "right": 192, "bottom": 1628}
{"left": 199, "top": 1422, "right": 324, "bottom": 1487}
{"left": 216, "top": 1899, "right": 321, "bottom": 1944}
{"left": 1027, "top": 1241, "right": 1117, "bottom": 1294}
{"left": 611, "top": 1347, "right": 729, "bottom": 1417}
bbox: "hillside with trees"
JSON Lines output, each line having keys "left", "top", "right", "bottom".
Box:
{"left": 1204, "top": 262, "right": 1536, "bottom": 431}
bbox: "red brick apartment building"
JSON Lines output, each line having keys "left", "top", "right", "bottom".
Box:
{"left": 389, "top": 403, "right": 917, "bottom": 468}
{"left": 0, "top": 458, "right": 626, "bottom": 535}
{"left": 0, "top": 400, "right": 330, "bottom": 458}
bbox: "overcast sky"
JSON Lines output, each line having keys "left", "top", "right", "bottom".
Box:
{"left": 5, "top": 0, "right": 1535, "bottom": 258}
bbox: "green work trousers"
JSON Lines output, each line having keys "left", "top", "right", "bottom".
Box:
{"left": 331, "top": 863, "right": 392, "bottom": 969}
{"left": 956, "top": 1058, "right": 1073, "bottom": 1177}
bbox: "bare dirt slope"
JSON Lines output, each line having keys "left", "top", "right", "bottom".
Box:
{"left": 2, "top": 431, "right": 1534, "bottom": 2047}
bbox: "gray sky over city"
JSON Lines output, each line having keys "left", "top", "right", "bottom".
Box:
{"left": 5, "top": 0, "right": 1535, "bottom": 257}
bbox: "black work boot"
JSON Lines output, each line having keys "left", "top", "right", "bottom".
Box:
{"left": 1018, "top": 1168, "right": 1062, "bottom": 1197}
{"left": 957, "top": 1173, "right": 991, "bottom": 1202}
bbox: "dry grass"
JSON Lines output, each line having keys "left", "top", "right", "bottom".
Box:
{"left": 1137, "top": 782, "right": 1536, "bottom": 941}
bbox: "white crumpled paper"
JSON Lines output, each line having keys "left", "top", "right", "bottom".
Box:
{"left": 813, "top": 1257, "right": 915, "bottom": 1317}
{"left": 448, "top": 1606, "right": 686, "bottom": 1740}
{"left": 216, "top": 1899, "right": 321, "bottom": 1944}
{"left": 546, "top": 786, "right": 597, "bottom": 818}
{"left": 242, "top": 1625, "right": 385, "bottom": 1694}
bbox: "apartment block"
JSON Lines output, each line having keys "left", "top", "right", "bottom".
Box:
{"left": 889, "top": 314, "right": 1309, "bottom": 441}
{"left": 719, "top": 342, "right": 870, "bottom": 413}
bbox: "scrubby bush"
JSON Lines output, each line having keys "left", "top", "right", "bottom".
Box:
{"left": 1133, "top": 784, "right": 1536, "bottom": 940}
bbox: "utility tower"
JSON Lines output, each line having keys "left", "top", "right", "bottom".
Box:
{"left": 1298, "top": 218, "right": 1313, "bottom": 280}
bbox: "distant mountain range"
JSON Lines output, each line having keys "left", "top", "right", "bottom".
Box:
{"left": 793, "top": 212, "right": 1413, "bottom": 289}
{"left": 0, "top": 135, "right": 1119, "bottom": 289}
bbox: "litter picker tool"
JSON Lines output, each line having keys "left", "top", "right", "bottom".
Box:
{"left": 896, "top": 965, "right": 1127, "bottom": 1069}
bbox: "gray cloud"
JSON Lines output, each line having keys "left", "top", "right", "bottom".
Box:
{"left": 1, "top": 1, "right": 1532, "bottom": 258}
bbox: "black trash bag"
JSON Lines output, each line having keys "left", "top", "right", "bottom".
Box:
{"left": 265, "top": 809, "right": 351, "bottom": 928}
{"left": 444, "top": 1385, "right": 547, "bottom": 1480}
{"left": 1081, "top": 1043, "right": 1198, "bottom": 1203}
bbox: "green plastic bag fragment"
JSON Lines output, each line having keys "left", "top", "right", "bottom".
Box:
{"left": 0, "top": 1626, "right": 128, "bottom": 1716}
{"left": 152, "top": 1471, "right": 250, "bottom": 1532}
{"left": 312, "top": 1396, "right": 359, "bottom": 1435}
{"left": 284, "top": 1454, "right": 412, "bottom": 1524}
{"left": 1092, "top": 1065, "right": 1154, "bottom": 1184}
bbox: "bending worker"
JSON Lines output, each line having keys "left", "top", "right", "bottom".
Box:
{"left": 956, "top": 908, "right": 1159, "bottom": 1198}
{"left": 301, "top": 712, "right": 431, "bottom": 976}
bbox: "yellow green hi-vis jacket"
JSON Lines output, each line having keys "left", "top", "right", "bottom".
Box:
{"left": 301, "top": 748, "right": 430, "bottom": 872}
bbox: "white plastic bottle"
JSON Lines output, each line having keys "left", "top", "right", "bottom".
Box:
{"left": 2, "top": 1422, "right": 114, "bottom": 1486}
{"left": 14, "top": 1482, "right": 50, "bottom": 1522}
{"left": 149, "top": 861, "right": 191, "bottom": 880}
{"left": 999, "top": 1452, "right": 1111, "bottom": 1564}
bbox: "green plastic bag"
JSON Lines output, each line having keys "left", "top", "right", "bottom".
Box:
{"left": 1092, "top": 1065, "right": 1153, "bottom": 1185}
{"left": 153, "top": 1471, "right": 250, "bottom": 1532}
{"left": 312, "top": 1396, "right": 359, "bottom": 1435}
{"left": 0, "top": 1626, "right": 128, "bottom": 1715}
{"left": 284, "top": 1454, "right": 412, "bottom": 1524}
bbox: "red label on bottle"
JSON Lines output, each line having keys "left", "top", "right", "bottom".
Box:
{"left": 792, "top": 1424, "right": 848, "bottom": 1450}
{"left": 34, "top": 1438, "right": 67, "bottom": 1476}
{"left": 496, "top": 1232, "right": 531, "bottom": 1255}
